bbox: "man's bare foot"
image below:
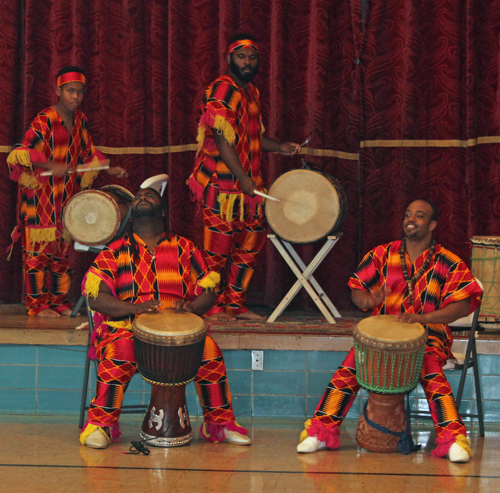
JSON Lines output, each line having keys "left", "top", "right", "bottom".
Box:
{"left": 60, "top": 308, "right": 73, "bottom": 316}
{"left": 36, "top": 309, "right": 60, "bottom": 318}
{"left": 205, "top": 312, "right": 237, "bottom": 322}
{"left": 235, "top": 309, "right": 265, "bottom": 321}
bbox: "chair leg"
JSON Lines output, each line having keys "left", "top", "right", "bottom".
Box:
{"left": 79, "top": 332, "right": 92, "bottom": 429}
{"left": 455, "top": 336, "right": 474, "bottom": 408}
{"left": 79, "top": 298, "right": 95, "bottom": 429}
{"left": 472, "top": 342, "right": 485, "bottom": 437}
{"left": 71, "top": 295, "right": 86, "bottom": 318}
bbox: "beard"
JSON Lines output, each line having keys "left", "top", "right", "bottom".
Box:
{"left": 230, "top": 58, "right": 259, "bottom": 83}
{"left": 131, "top": 201, "right": 164, "bottom": 220}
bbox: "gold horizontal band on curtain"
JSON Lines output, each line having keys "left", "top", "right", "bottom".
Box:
{"left": 0, "top": 144, "right": 359, "bottom": 160}
{"left": 361, "top": 136, "right": 500, "bottom": 148}
{"left": 4, "top": 136, "right": 500, "bottom": 159}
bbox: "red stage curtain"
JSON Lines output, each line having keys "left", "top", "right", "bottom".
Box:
{"left": 2, "top": 1, "right": 499, "bottom": 312}
{"left": 359, "top": 0, "right": 500, "bottom": 264}
{"left": 0, "top": 1, "right": 361, "bottom": 310}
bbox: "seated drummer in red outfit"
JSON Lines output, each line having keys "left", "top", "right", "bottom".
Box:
{"left": 297, "top": 199, "right": 482, "bottom": 463}
{"left": 79, "top": 186, "right": 251, "bottom": 449}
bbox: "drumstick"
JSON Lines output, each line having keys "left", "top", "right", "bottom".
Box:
{"left": 76, "top": 165, "right": 110, "bottom": 173}
{"left": 300, "top": 138, "right": 310, "bottom": 147}
{"left": 40, "top": 165, "right": 110, "bottom": 176}
{"left": 254, "top": 190, "right": 280, "bottom": 202}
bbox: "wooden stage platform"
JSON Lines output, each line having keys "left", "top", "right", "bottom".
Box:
{"left": 1, "top": 303, "right": 500, "bottom": 353}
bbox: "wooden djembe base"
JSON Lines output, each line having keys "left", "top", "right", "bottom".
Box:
{"left": 356, "top": 392, "right": 408, "bottom": 453}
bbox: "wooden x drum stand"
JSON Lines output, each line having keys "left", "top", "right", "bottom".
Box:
{"left": 264, "top": 168, "right": 347, "bottom": 324}
{"left": 267, "top": 234, "right": 342, "bottom": 323}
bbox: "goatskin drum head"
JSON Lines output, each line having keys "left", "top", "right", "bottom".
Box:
{"left": 133, "top": 310, "right": 207, "bottom": 346}
{"left": 265, "top": 169, "right": 342, "bottom": 243}
{"left": 356, "top": 315, "right": 426, "bottom": 348}
{"left": 63, "top": 190, "right": 120, "bottom": 246}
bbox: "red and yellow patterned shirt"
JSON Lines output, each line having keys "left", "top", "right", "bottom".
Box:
{"left": 83, "top": 232, "right": 220, "bottom": 327}
{"left": 348, "top": 241, "right": 482, "bottom": 356}
{"left": 7, "top": 107, "right": 104, "bottom": 248}
{"left": 189, "top": 75, "right": 264, "bottom": 201}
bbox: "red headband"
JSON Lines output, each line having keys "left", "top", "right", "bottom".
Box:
{"left": 57, "top": 72, "right": 86, "bottom": 87}
{"left": 228, "top": 39, "right": 259, "bottom": 53}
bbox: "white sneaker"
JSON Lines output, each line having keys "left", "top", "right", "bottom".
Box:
{"left": 448, "top": 442, "right": 470, "bottom": 463}
{"left": 297, "top": 436, "right": 327, "bottom": 454}
{"left": 224, "top": 429, "right": 252, "bottom": 445}
{"left": 85, "top": 428, "right": 110, "bottom": 449}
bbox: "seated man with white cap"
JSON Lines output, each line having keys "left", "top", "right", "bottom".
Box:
{"left": 79, "top": 175, "right": 251, "bottom": 449}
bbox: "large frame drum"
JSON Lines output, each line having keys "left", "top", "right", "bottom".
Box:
{"left": 63, "top": 186, "right": 133, "bottom": 246}
{"left": 470, "top": 236, "right": 500, "bottom": 323}
{"left": 132, "top": 310, "right": 207, "bottom": 447}
{"left": 353, "top": 315, "right": 427, "bottom": 452}
{"left": 265, "top": 169, "right": 347, "bottom": 244}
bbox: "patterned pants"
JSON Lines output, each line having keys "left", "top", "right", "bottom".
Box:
{"left": 22, "top": 240, "right": 72, "bottom": 316}
{"left": 88, "top": 327, "right": 237, "bottom": 427}
{"left": 311, "top": 346, "right": 467, "bottom": 441}
{"left": 202, "top": 198, "right": 266, "bottom": 315}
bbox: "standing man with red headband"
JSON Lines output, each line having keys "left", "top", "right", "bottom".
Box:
{"left": 189, "top": 33, "right": 300, "bottom": 321}
{"left": 7, "top": 66, "right": 127, "bottom": 318}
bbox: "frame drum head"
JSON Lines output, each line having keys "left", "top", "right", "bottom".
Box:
{"left": 265, "top": 169, "right": 345, "bottom": 244}
{"left": 63, "top": 190, "right": 121, "bottom": 246}
{"left": 133, "top": 310, "right": 207, "bottom": 346}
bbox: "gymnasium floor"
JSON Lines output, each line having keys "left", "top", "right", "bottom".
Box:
{"left": 0, "top": 416, "right": 497, "bottom": 492}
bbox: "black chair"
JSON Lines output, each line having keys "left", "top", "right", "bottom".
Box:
{"left": 410, "top": 285, "right": 484, "bottom": 437}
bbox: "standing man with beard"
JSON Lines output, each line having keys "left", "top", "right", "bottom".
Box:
{"left": 79, "top": 187, "right": 251, "bottom": 448}
{"left": 188, "top": 33, "right": 300, "bottom": 321}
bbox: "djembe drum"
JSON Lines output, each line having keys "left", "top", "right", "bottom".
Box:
{"left": 354, "top": 315, "right": 427, "bottom": 453}
{"left": 470, "top": 236, "right": 500, "bottom": 322}
{"left": 63, "top": 185, "right": 133, "bottom": 246}
{"left": 265, "top": 169, "right": 347, "bottom": 244}
{"left": 132, "top": 310, "right": 207, "bottom": 447}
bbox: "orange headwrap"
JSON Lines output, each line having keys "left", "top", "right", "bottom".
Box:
{"left": 228, "top": 39, "right": 259, "bottom": 54}
{"left": 57, "top": 72, "right": 86, "bottom": 87}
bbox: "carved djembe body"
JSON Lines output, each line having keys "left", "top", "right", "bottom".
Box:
{"left": 132, "top": 310, "right": 207, "bottom": 447}
{"left": 354, "top": 315, "right": 427, "bottom": 452}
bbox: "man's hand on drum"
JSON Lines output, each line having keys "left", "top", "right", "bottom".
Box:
{"left": 395, "top": 313, "right": 425, "bottom": 324}
{"left": 131, "top": 300, "right": 162, "bottom": 314}
{"left": 171, "top": 300, "right": 194, "bottom": 313}
{"left": 277, "top": 142, "right": 301, "bottom": 156}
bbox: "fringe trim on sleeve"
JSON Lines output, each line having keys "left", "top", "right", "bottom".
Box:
{"left": 7, "top": 149, "right": 32, "bottom": 168}
{"left": 7, "top": 149, "right": 42, "bottom": 189}
{"left": 196, "top": 125, "right": 206, "bottom": 156}
{"left": 213, "top": 114, "right": 236, "bottom": 145}
{"left": 80, "top": 156, "right": 101, "bottom": 190}
{"left": 197, "top": 114, "right": 236, "bottom": 156}
{"left": 199, "top": 271, "right": 221, "bottom": 291}
{"left": 83, "top": 272, "right": 102, "bottom": 299}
